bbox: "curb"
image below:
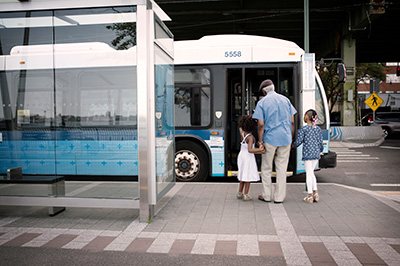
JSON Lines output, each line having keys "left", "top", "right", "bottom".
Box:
{"left": 330, "top": 136, "right": 385, "bottom": 148}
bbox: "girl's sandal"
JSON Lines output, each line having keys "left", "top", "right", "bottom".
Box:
{"left": 237, "top": 192, "right": 244, "bottom": 199}
{"left": 243, "top": 194, "right": 252, "bottom": 201}
{"left": 304, "top": 196, "right": 314, "bottom": 203}
{"left": 313, "top": 193, "right": 319, "bottom": 202}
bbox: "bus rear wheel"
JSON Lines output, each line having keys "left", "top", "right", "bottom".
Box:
{"left": 175, "top": 141, "right": 208, "bottom": 182}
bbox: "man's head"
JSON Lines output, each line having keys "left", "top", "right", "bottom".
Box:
{"left": 259, "top": 79, "right": 275, "bottom": 95}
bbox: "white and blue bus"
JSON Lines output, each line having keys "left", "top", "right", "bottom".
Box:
{"left": 0, "top": 11, "right": 335, "bottom": 183}
{"left": 173, "top": 34, "right": 337, "bottom": 182}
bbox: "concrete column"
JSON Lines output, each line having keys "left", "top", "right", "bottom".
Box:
{"left": 341, "top": 37, "right": 356, "bottom": 126}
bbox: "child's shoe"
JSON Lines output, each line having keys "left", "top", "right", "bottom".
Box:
{"left": 236, "top": 192, "right": 244, "bottom": 199}
{"left": 243, "top": 194, "right": 252, "bottom": 201}
{"left": 313, "top": 192, "right": 319, "bottom": 202}
{"left": 303, "top": 195, "right": 314, "bottom": 203}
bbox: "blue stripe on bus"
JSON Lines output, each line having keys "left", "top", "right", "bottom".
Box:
{"left": 175, "top": 129, "right": 223, "bottom": 140}
{"left": 1, "top": 130, "right": 137, "bottom": 141}
{"left": 0, "top": 131, "right": 138, "bottom": 176}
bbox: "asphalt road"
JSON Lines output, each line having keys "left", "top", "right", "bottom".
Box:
{"left": 316, "top": 133, "right": 400, "bottom": 192}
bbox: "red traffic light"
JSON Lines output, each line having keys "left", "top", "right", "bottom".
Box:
{"left": 397, "top": 67, "right": 400, "bottom": 77}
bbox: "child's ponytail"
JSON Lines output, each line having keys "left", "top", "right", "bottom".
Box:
{"left": 305, "top": 109, "right": 318, "bottom": 129}
{"left": 312, "top": 114, "right": 318, "bottom": 129}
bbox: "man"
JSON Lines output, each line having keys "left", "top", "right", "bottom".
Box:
{"left": 252, "top": 79, "right": 296, "bottom": 203}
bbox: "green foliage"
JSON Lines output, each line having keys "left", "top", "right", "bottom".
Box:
{"left": 318, "top": 62, "right": 385, "bottom": 114}
{"left": 106, "top": 23, "right": 137, "bottom": 50}
{"left": 317, "top": 62, "right": 342, "bottom": 113}
{"left": 356, "top": 63, "right": 385, "bottom": 84}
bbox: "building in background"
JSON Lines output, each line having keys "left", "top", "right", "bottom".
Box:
{"left": 358, "top": 62, "right": 400, "bottom": 112}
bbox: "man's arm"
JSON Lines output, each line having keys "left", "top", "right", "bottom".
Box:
{"left": 291, "top": 115, "right": 295, "bottom": 138}
{"left": 257, "top": 119, "right": 265, "bottom": 144}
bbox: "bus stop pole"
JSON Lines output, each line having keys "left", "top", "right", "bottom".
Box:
{"left": 304, "top": 0, "right": 309, "bottom": 53}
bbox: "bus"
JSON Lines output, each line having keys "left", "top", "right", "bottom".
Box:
{"left": 173, "top": 34, "right": 337, "bottom": 182}
{"left": 1, "top": 13, "right": 335, "bottom": 183}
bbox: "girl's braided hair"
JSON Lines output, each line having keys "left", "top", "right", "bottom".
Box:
{"left": 305, "top": 109, "right": 318, "bottom": 128}
{"left": 238, "top": 115, "right": 257, "bottom": 132}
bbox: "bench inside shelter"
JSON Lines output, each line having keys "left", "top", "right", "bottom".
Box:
{"left": 0, "top": 167, "right": 66, "bottom": 216}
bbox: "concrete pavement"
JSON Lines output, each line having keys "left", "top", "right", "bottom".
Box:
{"left": 1, "top": 182, "right": 400, "bottom": 265}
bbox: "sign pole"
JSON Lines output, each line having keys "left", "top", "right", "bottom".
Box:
{"left": 373, "top": 110, "right": 376, "bottom": 124}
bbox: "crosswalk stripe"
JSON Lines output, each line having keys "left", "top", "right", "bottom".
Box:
{"left": 338, "top": 157, "right": 379, "bottom": 159}
{"left": 335, "top": 151, "right": 363, "bottom": 154}
{"left": 1, "top": 224, "right": 400, "bottom": 263}
{"left": 337, "top": 154, "right": 373, "bottom": 157}
{"left": 338, "top": 160, "right": 377, "bottom": 163}
{"left": 371, "top": 184, "right": 400, "bottom": 187}
{"left": 331, "top": 147, "right": 379, "bottom": 162}
{"left": 380, "top": 146, "right": 400, "bottom": 150}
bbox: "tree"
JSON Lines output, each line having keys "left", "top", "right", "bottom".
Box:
{"left": 318, "top": 62, "right": 385, "bottom": 115}
{"left": 106, "top": 23, "right": 137, "bottom": 50}
{"left": 317, "top": 62, "right": 342, "bottom": 114}
{"left": 356, "top": 63, "right": 385, "bottom": 85}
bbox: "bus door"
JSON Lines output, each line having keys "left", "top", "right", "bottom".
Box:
{"left": 227, "top": 68, "right": 243, "bottom": 172}
{"left": 227, "top": 66, "right": 299, "bottom": 174}
{"left": 226, "top": 68, "right": 266, "bottom": 172}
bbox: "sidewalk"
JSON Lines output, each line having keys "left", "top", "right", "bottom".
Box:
{"left": 1, "top": 182, "right": 400, "bottom": 265}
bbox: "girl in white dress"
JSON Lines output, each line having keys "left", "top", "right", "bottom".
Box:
{"left": 237, "top": 115, "right": 265, "bottom": 201}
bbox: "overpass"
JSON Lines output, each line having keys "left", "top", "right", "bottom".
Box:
{"left": 156, "top": 0, "right": 399, "bottom": 126}
{"left": 156, "top": 0, "right": 399, "bottom": 63}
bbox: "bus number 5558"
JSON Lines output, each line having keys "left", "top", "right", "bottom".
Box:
{"left": 224, "top": 51, "right": 241, "bottom": 57}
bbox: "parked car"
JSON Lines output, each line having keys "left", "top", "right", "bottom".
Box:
{"left": 362, "top": 112, "right": 400, "bottom": 137}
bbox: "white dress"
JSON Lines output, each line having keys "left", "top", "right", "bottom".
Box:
{"left": 237, "top": 133, "right": 260, "bottom": 182}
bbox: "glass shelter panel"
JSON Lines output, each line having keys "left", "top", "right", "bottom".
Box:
{"left": 0, "top": 7, "right": 139, "bottom": 200}
{"left": 0, "top": 10, "right": 56, "bottom": 182}
{"left": 154, "top": 18, "right": 174, "bottom": 201}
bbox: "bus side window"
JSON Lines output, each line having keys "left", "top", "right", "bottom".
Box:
{"left": 190, "top": 87, "right": 201, "bottom": 125}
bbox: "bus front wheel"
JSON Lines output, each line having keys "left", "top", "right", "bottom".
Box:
{"left": 175, "top": 141, "right": 208, "bottom": 182}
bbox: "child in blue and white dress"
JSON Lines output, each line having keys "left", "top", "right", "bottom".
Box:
{"left": 293, "top": 109, "right": 324, "bottom": 203}
{"left": 237, "top": 115, "right": 265, "bottom": 201}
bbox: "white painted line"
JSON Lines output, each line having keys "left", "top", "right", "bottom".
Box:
{"left": 147, "top": 232, "right": 178, "bottom": 253}
{"left": 237, "top": 234, "right": 259, "bottom": 256}
{"left": 338, "top": 160, "right": 377, "bottom": 163}
{"left": 335, "top": 151, "right": 363, "bottom": 154}
{"left": 380, "top": 146, "right": 400, "bottom": 150}
{"left": 321, "top": 236, "right": 362, "bottom": 266}
{"left": 337, "top": 154, "right": 371, "bottom": 157}
{"left": 191, "top": 234, "right": 217, "bottom": 255}
{"left": 370, "top": 184, "right": 400, "bottom": 187}
{"left": 270, "top": 204, "right": 311, "bottom": 265}
{"left": 345, "top": 172, "right": 366, "bottom": 175}
{"left": 338, "top": 157, "right": 379, "bottom": 160}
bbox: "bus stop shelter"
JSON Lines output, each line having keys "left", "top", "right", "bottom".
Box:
{"left": 0, "top": 0, "right": 175, "bottom": 222}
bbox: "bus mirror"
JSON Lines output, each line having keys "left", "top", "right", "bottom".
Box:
{"left": 338, "top": 63, "right": 346, "bottom": 83}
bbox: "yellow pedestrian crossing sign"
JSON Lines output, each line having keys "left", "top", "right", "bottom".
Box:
{"left": 365, "top": 92, "right": 383, "bottom": 111}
